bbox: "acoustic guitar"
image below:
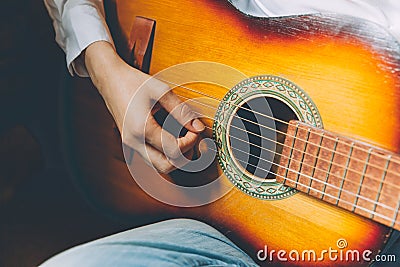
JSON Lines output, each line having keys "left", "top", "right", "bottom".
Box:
{"left": 61, "top": 0, "right": 400, "bottom": 266}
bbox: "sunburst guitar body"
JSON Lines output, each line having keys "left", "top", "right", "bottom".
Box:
{"left": 62, "top": 0, "right": 400, "bottom": 266}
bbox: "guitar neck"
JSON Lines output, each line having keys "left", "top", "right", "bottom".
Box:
{"left": 276, "top": 120, "right": 400, "bottom": 231}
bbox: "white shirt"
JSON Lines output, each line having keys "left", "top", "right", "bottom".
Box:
{"left": 44, "top": 0, "right": 400, "bottom": 77}
{"left": 44, "top": 0, "right": 114, "bottom": 76}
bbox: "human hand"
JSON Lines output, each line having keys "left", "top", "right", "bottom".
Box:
{"left": 84, "top": 41, "right": 205, "bottom": 173}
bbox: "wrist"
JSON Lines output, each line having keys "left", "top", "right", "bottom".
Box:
{"left": 84, "top": 41, "right": 123, "bottom": 93}
{"left": 83, "top": 40, "right": 150, "bottom": 131}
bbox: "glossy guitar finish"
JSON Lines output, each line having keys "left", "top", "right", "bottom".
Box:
{"left": 63, "top": 0, "right": 400, "bottom": 265}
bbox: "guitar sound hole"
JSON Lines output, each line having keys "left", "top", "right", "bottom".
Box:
{"left": 229, "top": 97, "right": 297, "bottom": 181}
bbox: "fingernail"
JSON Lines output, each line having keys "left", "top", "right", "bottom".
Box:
{"left": 191, "top": 119, "right": 205, "bottom": 131}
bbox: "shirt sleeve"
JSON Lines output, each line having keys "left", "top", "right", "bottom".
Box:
{"left": 44, "top": 0, "right": 115, "bottom": 77}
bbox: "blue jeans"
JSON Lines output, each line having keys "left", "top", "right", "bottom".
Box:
{"left": 40, "top": 219, "right": 259, "bottom": 267}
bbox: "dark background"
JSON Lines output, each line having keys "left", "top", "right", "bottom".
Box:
{"left": 0, "top": 1, "right": 128, "bottom": 266}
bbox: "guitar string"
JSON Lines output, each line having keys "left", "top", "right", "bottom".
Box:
{"left": 229, "top": 149, "right": 400, "bottom": 226}
{"left": 163, "top": 83, "right": 400, "bottom": 195}
{"left": 158, "top": 78, "right": 400, "bottom": 166}
{"left": 171, "top": 93, "right": 400, "bottom": 189}
{"left": 197, "top": 122, "right": 400, "bottom": 196}
{"left": 168, "top": 78, "right": 400, "bottom": 166}
{"left": 203, "top": 144, "right": 399, "bottom": 216}
{"left": 238, "top": 140, "right": 398, "bottom": 212}
{"left": 195, "top": 109, "right": 400, "bottom": 191}
{"left": 218, "top": 145, "right": 400, "bottom": 216}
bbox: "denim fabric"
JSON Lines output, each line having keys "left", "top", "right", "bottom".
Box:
{"left": 40, "top": 219, "right": 259, "bottom": 267}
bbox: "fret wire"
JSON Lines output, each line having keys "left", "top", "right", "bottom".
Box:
{"left": 169, "top": 83, "right": 400, "bottom": 167}
{"left": 192, "top": 109, "right": 400, "bottom": 190}
{"left": 307, "top": 132, "right": 324, "bottom": 195}
{"left": 220, "top": 146, "right": 396, "bottom": 221}
{"left": 224, "top": 130, "right": 397, "bottom": 195}
{"left": 336, "top": 142, "right": 354, "bottom": 205}
{"left": 219, "top": 144, "right": 397, "bottom": 212}
{"left": 283, "top": 124, "right": 298, "bottom": 184}
{"left": 372, "top": 155, "right": 392, "bottom": 219}
{"left": 321, "top": 137, "right": 339, "bottom": 200}
{"left": 294, "top": 128, "right": 311, "bottom": 189}
{"left": 352, "top": 148, "right": 372, "bottom": 212}
{"left": 391, "top": 199, "right": 400, "bottom": 228}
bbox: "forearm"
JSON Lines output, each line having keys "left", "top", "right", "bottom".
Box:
{"left": 84, "top": 41, "right": 121, "bottom": 94}
{"left": 84, "top": 41, "right": 148, "bottom": 130}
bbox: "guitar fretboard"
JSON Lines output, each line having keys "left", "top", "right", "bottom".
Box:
{"left": 276, "top": 120, "right": 400, "bottom": 231}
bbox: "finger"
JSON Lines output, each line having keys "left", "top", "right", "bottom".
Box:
{"left": 136, "top": 143, "right": 177, "bottom": 174}
{"left": 124, "top": 132, "right": 196, "bottom": 173}
{"left": 178, "top": 130, "right": 199, "bottom": 154}
{"left": 144, "top": 116, "right": 181, "bottom": 158}
{"left": 183, "top": 147, "right": 194, "bottom": 161}
{"left": 151, "top": 102, "right": 162, "bottom": 116}
{"left": 145, "top": 118, "right": 198, "bottom": 160}
{"left": 125, "top": 108, "right": 198, "bottom": 159}
{"left": 156, "top": 90, "right": 205, "bottom": 133}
